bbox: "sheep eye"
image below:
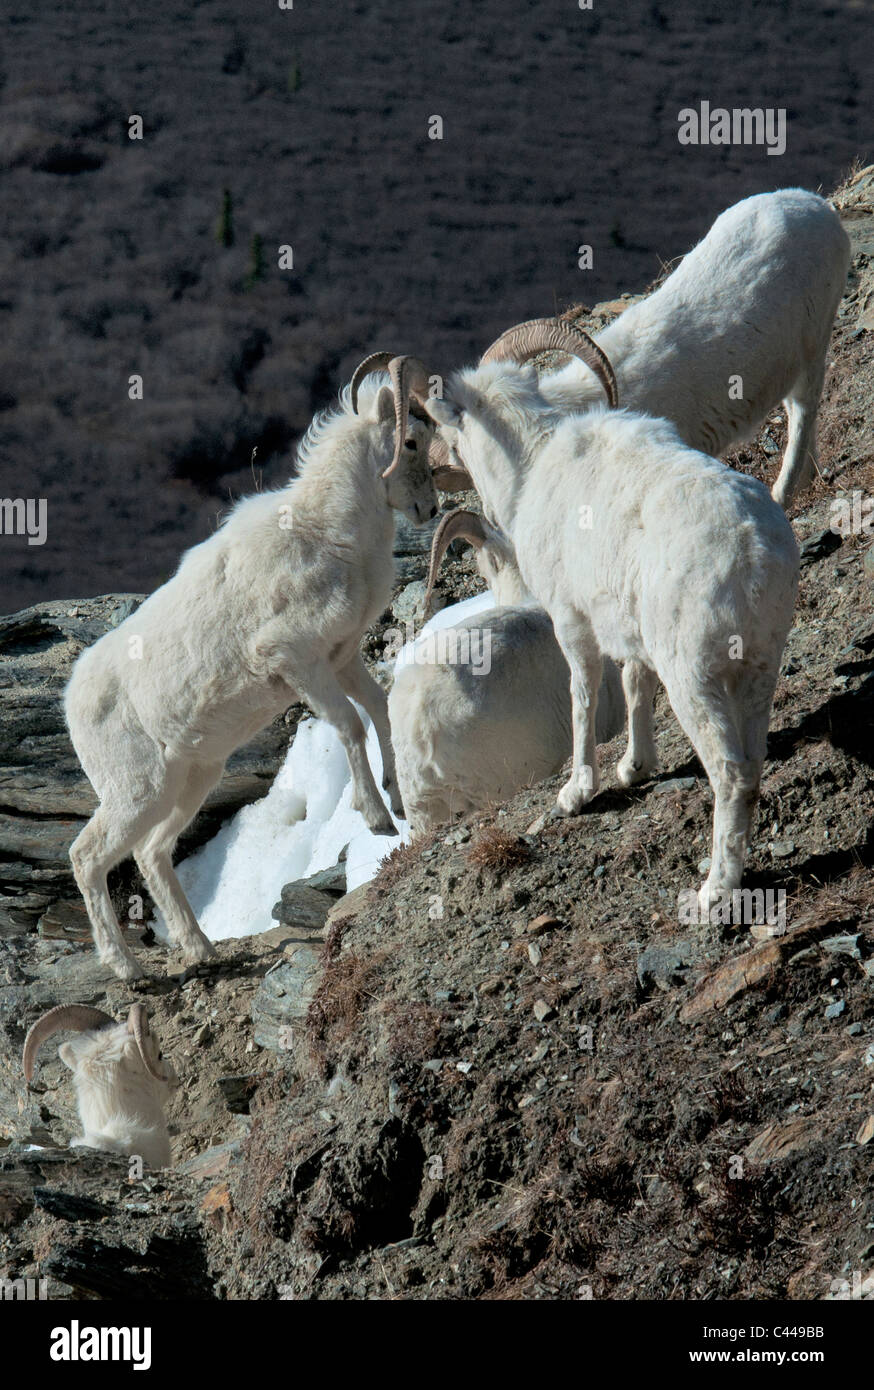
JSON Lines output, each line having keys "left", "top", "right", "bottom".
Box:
{"left": 405, "top": 438, "right": 417, "bottom": 451}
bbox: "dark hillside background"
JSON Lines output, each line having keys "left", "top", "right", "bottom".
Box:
{"left": 0, "top": 0, "right": 870, "bottom": 609}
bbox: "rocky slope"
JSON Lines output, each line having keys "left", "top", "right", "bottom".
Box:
{"left": 1, "top": 168, "right": 874, "bottom": 1301}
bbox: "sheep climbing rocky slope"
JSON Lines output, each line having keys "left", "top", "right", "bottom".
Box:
{"left": 2, "top": 168, "right": 874, "bottom": 1300}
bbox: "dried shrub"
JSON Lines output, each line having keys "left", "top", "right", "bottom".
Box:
{"left": 468, "top": 828, "right": 531, "bottom": 873}
{"left": 306, "top": 920, "right": 388, "bottom": 1071}
{"left": 383, "top": 1001, "right": 443, "bottom": 1067}
{"left": 373, "top": 829, "right": 440, "bottom": 894}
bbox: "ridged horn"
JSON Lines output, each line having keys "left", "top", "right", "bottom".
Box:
{"left": 422, "top": 508, "right": 488, "bottom": 619}
{"left": 349, "top": 353, "right": 435, "bottom": 480}
{"left": 480, "top": 317, "right": 619, "bottom": 408}
{"left": 22, "top": 1005, "right": 115, "bottom": 1083}
{"left": 127, "top": 1004, "right": 165, "bottom": 1081}
{"left": 350, "top": 352, "right": 396, "bottom": 415}
{"left": 384, "top": 356, "right": 431, "bottom": 479}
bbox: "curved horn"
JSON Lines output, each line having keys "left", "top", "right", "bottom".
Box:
{"left": 480, "top": 317, "right": 618, "bottom": 409}
{"left": 22, "top": 1005, "right": 114, "bottom": 1083}
{"left": 422, "top": 508, "right": 489, "bottom": 618}
{"left": 383, "top": 356, "right": 431, "bottom": 479}
{"left": 428, "top": 435, "right": 473, "bottom": 492}
{"left": 128, "top": 1004, "right": 165, "bottom": 1081}
{"left": 350, "top": 352, "right": 396, "bottom": 415}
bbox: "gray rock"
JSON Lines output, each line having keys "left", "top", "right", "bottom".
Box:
{"left": 770, "top": 839, "right": 796, "bottom": 859}
{"left": 393, "top": 513, "right": 440, "bottom": 557}
{"left": 392, "top": 579, "right": 443, "bottom": 624}
{"left": 271, "top": 884, "right": 338, "bottom": 932}
{"left": 393, "top": 556, "right": 428, "bottom": 586}
{"left": 216, "top": 1075, "right": 257, "bottom": 1114}
{"left": 825, "top": 1000, "right": 846, "bottom": 1020}
{"left": 821, "top": 933, "right": 862, "bottom": 959}
{"left": 799, "top": 529, "right": 842, "bottom": 568}
{"left": 251, "top": 945, "right": 325, "bottom": 1050}
{"left": 850, "top": 615, "right": 874, "bottom": 654}
{"left": 652, "top": 777, "right": 697, "bottom": 795}
{"left": 291, "top": 863, "right": 346, "bottom": 897}
{"left": 636, "top": 940, "right": 695, "bottom": 992}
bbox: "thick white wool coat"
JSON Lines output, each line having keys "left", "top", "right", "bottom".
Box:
{"left": 541, "top": 189, "right": 849, "bottom": 506}
{"left": 389, "top": 530, "right": 625, "bottom": 831}
{"left": 64, "top": 380, "right": 437, "bottom": 980}
{"left": 58, "top": 1024, "right": 175, "bottom": 1170}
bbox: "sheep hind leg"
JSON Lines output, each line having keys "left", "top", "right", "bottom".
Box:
{"left": 616, "top": 660, "right": 659, "bottom": 787}
{"left": 662, "top": 676, "right": 761, "bottom": 923}
{"left": 771, "top": 359, "right": 827, "bottom": 509}
{"left": 70, "top": 791, "right": 181, "bottom": 981}
{"left": 550, "top": 611, "right": 602, "bottom": 815}
{"left": 337, "top": 653, "right": 404, "bottom": 819}
{"left": 133, "top": 761, "right": 223, "bottom": 964}
{"left": 294, "top": 664, "right": 397, "bottom": 837}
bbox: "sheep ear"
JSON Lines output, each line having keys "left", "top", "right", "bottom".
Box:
{"left": 58, "top": 1041, "right": 77, "bottom": 1070}
{"left": 375, "top": 385, "right": 395, "bottom": 424}
{"left": 425, "top": 397, "right": 462, "bottom": 430}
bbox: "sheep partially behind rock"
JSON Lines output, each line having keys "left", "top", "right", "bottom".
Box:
{"left": 389, "top": 508, "right": 625, "bottom": 831}
{"left": 22, "top": 1004, "right": 176, "bottom": 1170}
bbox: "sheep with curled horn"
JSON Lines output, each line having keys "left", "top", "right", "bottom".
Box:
{"left": 422, "top": 313, "right": 799, "bottom": 920}
{"left": 65, "top": 355, "right": 441, "bottom": 981}
{"left": 23, "top": 1003, "right": 177, "bottom": 1169}
{"left": 388, "top": 507, "right": 625, "bottom": 832}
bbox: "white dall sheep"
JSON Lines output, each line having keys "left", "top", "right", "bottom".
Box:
{"left": 23, "top": 1004, "right": 176, "bottom": 1169}
{"left": 424, "top": 324, "right": 799, "bottom": 914}
{"left": 389, "top": 509, "right": 625, "bottom": 831}
{"left": 65, "top": 356, "right": 442, "bottom": 980}
{"left": 537, "top": 188, "right": 850, "bottom": 509}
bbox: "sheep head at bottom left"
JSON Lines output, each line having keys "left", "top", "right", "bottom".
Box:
{"left": 22, "top": 1003, "right": 177, "bottom": 1170}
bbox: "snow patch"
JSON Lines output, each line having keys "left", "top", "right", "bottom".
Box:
{"left": 155, "top": 591, "right": 495, "bottom": 942}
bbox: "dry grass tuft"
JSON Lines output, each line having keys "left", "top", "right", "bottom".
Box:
{"left": 373, "top": 829, "right": 440, "bottom": 893}
{"left": 468, "top": 827, "right": 532, "bottom": 872}
{"left": 306, "top": 920, "right": 388, "bottom": 1071}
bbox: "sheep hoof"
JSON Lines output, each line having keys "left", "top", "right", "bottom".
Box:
{"left": 616, "top": 755, "right": 656, "bottom": 788}
{"left": 555, "top": 780, "right": 597, "bottom": 816}
{"left": 698, "top": 880, "right": 733, "bottom": 921}
{"left": 182, "top": 936, "right": 216, "bottom": 964}
{"left": 382, "top": 776, "right": 405, "bottom": 820}
{"left": 102, "top": 952, "right": 147, "bottom": 982}
{"left": 369, "top": 812, "right": 399, "bottom": 837}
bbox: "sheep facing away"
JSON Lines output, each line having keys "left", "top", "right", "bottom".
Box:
{"left": 533, "top": 188, "right": 851, "bottom": 509}
{"left": 424, "top": 325, "right": 799, "bottom": 915}
{"left": 65, "top": 358, "right": 441, "bottom": 980}
{"left": 22, "top": 1004, "right": 176, "bottom": 1169}
{"left": 389, "top": 508, "right": 625, "bottom": 832}
{"left": 438, "top": 191, "right": 849, "bottom": 511}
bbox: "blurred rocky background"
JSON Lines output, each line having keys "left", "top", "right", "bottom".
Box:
{"left": 0, "top": 0, "right": 870, "bottom": 610}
